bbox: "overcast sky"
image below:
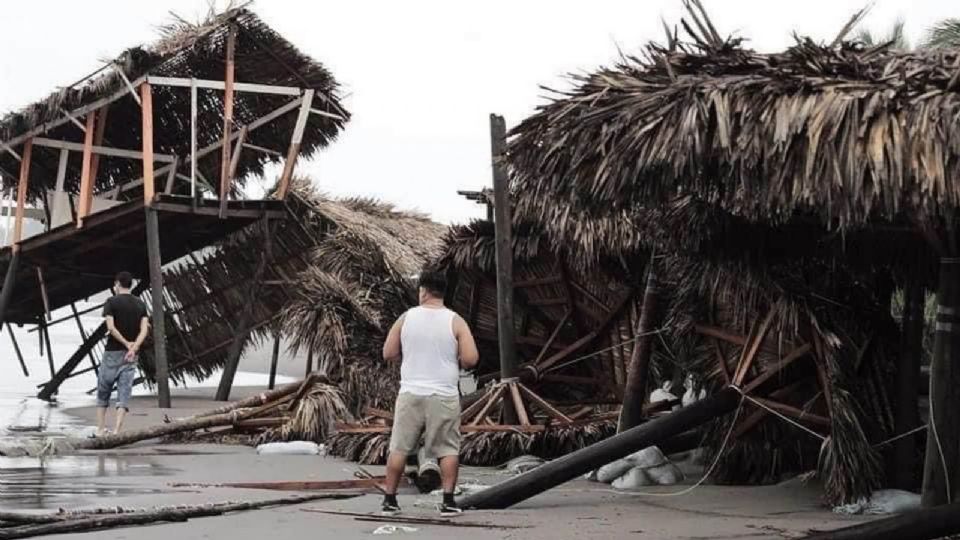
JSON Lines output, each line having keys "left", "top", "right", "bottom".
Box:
{"left": 1, "top": 1, "right": 955, "bottom": 224}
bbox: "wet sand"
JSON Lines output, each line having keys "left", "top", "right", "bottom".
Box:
{"left": 16, "top": 386, "right": 871, "bottom": 540}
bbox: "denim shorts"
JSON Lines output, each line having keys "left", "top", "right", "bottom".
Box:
{"left": 96, "top": 350, "right": 137, "bottom": 409}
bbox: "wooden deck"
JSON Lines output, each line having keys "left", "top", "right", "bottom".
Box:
{"left": 0, "top": 195, "right": 286, "bottom": 325}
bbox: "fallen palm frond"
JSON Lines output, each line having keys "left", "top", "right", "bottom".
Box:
{"left": 257, "top": 381, "right": 353, "bottom": 444}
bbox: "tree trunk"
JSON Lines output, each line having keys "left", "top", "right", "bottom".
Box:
{"left": 921, "top": 257, "right": 960, "bottom": 506}
{"left": 459, "top": 387, "right": 740, "bottom": 510}
{"left": 618, "top": 257, "right": 659, "bottom": 432}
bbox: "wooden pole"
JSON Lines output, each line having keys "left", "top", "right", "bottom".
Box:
{"left": 219, "top": 25, "right": 237, "bottom": 219}
{"left": 215, "top": 219, "right": 272, "bottom": 401}
{"left": 305, "top": 348, "right": 314, "bottom": 377}
{"left": 40, "top": 318, "right": 55, "bottom": 378}
{"left": 618, "top": 255, "right": 660, "bottom": 432}
{"left": 798, "top": 501, "right": 960, "bottom": 540}
{"left": 71, "top": 303, "right": 98, "bottom": 375}
{"left": 459, "top": 387, "right": 741, "bottom": 510}
{"left": 7, "top": 323, "right": 28, "bottom": 377}
{"left": 922, "top": 256, "right": 960, "bottom": 506}
{"left": 490, "top": 113, "right": 518, "bottom": 424}
{"left": 895, "top": 274, "right": 924, "bottom": 490}
{"left": 268, "top": 332, "right": 280, "bottom": 390}
{"left": 0, "top": 252, "right": 20, "bottom": 329}
{"left": 13, "top": 139, "right": 32, "bottom": 244}
{"left": 76, "top": 112, "right": 96, "bottom": 226}
{"left": 276, "top": 90, "right": 314, "bottom": 198}
{"left": 141, "top": 83, "right": 155, "bottom": 205}
{"left": 145, "top": 208, "right": 170, "bottom": 408}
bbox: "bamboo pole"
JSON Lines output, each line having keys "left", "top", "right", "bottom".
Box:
{"left": 219, "top": 24, "right": 237, "bottom": 219}
{"left": 141, "top": 83, "right": 155, "bottom": 205}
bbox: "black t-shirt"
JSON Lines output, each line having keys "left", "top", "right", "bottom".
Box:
{"left": 103, "top": 294, "right": 148, "bottom": 351}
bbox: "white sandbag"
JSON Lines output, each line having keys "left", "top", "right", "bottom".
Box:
{"left": 833, "top": 489, "right": 921, "bottom": 515}
{"left": 503, "top": 455, "right": 545, "bottom": 475}
{"left": 597, "top": 458, "right": 635, "bottom": 484}
{"left": 612, "top": 467, "right": 654, "bottom": 490}
{"left": 650, "top": 382, "right": 679, "bottom": 412}
{"left": 646, "top": 462, "right": 684, "bottom": 486}
{"left": 255, "top": 441, "right": 321, "bottom": 455}
{"left": 627, "top": 446, "right": 667, "bottom": 469}
{"left": 583, "top": 469, "right": 600, "bottom": 482}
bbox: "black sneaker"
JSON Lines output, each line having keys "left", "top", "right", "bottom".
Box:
{"left": 437, "top": 501, "right": 463, "bottom": 517}
{"left": 381, "top": 499, "right": 401, "bottom": 516}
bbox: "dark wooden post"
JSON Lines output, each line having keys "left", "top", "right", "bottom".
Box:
{"left": 71, "top": 303, "right": 99, "bottom": 375}
{"left": 7, "top": 323, "right": 28, "bottom": 377}
{"left": 618, "top": 255, "right": 660, "bottom": 432}
{"left": 459, "top": 387, "right": 741, "bottom": 510}
{"left": 268, "top": 332, "right": 280, "bottom": 390}
{"left": 490, "top": 113, "right": 518, "bottom": 423}
{"left": 895, "top": 274, "right": 924, "bottom": 489}
{"left": 922, "top": 256, "right": 960, "bottom": 506}
{"left": 0, "top": 252, "right": 20, "bottom": 329}
{"left": 40, "top": 318, "right": 55, "bottom": 378}
{"left": 145, "top": 209, "right": 171, "bottom": 408}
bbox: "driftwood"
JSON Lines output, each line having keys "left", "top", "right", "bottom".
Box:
{"left": 301, "top": 509, "right": 528, "bottom": 530}
{"left": 193, "top": 374, "right": 320, "bottom": 419}
{"left": 0, "top": 493, "right": 360, "bottom": 539}
{"left": 459, "top": 387, "right": 741, "bottom": 509}
{"left": 800, "top": 501, "right": 960, "bottom": 540}
{"left": 170, "top": 477, "right": 384, "bottom": 491}
{"left": 73, "top": 409, "right": 254, "bottom": 450}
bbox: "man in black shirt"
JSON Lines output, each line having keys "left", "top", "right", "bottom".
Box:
{"left": 96, "top": 271, "right": 149, "bottom": 436}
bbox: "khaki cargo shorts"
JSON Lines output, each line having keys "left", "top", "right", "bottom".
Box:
{"left": 389, "top": 392, "right": 461, "bottom": 458}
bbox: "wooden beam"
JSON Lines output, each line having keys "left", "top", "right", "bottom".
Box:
{"left": 228, "top": 127, "right": 247, "bottom": 184}
{"left": 533, "top": 309, "right": 570, "bottom": 366}
{"left": 146, "top": 76, "right": 304, "bottom": 96}
{"left": 694, "top": 324, "right": 747, "bottom": 346}
{"left": 36, "top": 267, "right": 50, "bottom": 320}
{"left": 469, "top": 385, "right": 506, "bottom": 426}
{"left": 733, "top": 306, "right": 778, "bottom": 386}
{"left": 490, "top": 114, "right": 517, "bottom": 382}
{"left": 268, "top": 332, "right": 281, "bottom": 390}
{"left": 145, "top": 207, "right": 170, "bottom": 408}
{"left": 519, "top": 383, "right": 572, "bottom": 422}
{"left": 276, "top": 90, "right": 314, "bottom": 198}
{"left": 76, "top": 113, "right": 97, "bottom": 226}
{"left": 740, "top": 343, "right": 812, "bottom": 396}
{"left": 163, "top": 157, "right": 178, "bottom": 195}
{"left": 32, "top": 138, "right": 175, "bottom": 163}
{"left": 88, "top": 105, "right": 109, "bottom": 186}
{"left": 141, "top": 83, "right": 155, "bottom": 205}
{"left": 509, "top": 383, "right": 530, "bottom": 426}
{"left": 191, "top": 78, "right": 198, "bottom": 198}
{"left": 219, "top": 25, "right": 237, "bottom": 219}
{"left": 13, "top": 139, "right": 33, "bottom": 244}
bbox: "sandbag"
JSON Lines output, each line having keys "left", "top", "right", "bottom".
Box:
{"left": 256, "top": 441, "right": 322, "bottom": 455}
{"left": 646, "top": 462, "right": 684, "bottom": 485}
{"left": 628, "top": 446, "right": 667, "bottom": 469}
{"left": 503, "top": 455, "right": 546, "bottom": 475}
{"left": 833, "top": 489, "right": 922, "bottom": 515}
{"left": 597, "top": 458, "right": 635, "bottom": 484}
{"left": 583, "top": 469, "right": 600, "bottom": 482}
{"left": 612, "top": 467, "right": 654, "bottom": 490}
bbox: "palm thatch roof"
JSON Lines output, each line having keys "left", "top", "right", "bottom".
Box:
{"left": 135, "top": 179, "right": 446, "bottom": 408}
{"left": 507, "top": 9, "right": 960, "bottom": 232}
{"left": 0, "top": 6, "right": 347, "bottom": 200}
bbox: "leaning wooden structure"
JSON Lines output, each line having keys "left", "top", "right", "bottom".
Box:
{"left": 0, "top": 7, "right": 347, "bottom": 406}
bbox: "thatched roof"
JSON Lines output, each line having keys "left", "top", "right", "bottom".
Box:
{"left": 508, "top": 9, "right": 960, "bottom": 231}
{"left": 0, "top": 7, "right": 347, "bottom": 200}
{"left": 137, "top": 179, "right": 446, "bottom": 408}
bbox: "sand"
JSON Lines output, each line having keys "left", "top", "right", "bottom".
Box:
{"left": 2, "top": 384, "right": 872, "bottom": 540}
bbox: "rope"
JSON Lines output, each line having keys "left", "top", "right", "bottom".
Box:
{"left": 543, "top": 327, "right": 667, "bottom": 375}
{"left": 603, "top": 389, "right": 745, "bottom": 498}
{"left": 731, "top": 386, "right": 827, "bottom": 442}
{"left": 872, "top": 424, "right": 927, "bottom": 448}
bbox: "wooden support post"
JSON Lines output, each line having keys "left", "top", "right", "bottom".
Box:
{"left": 0, "top": 252, "right": 21, "bottom": 329}
{"left": 268, "top": 332, "right": 280, "bottom": 390}
{"left": 219, "top": 25, "right": 237, "bottom": 219}
{"left": 618, "top": 256, "right": 660, "bottom": 432}
{"left": 141, "top": 83, "right": 155, "bottom": 205}
{"left": 922, "top": 256, "right": 960, "bottom": 506}
{"left": 70, "top": 303, "right": 99, "bottom": 375}
{"left": 40, "top": 318, "right": 55, "bottom": 378}
{"left": 13, "top": 139, "right": 32, "bottom": 244}
{"left": 459, "top": 387, "right": 742, "bottom": 510}
{"left": 215, "top": 219, "right": 272, "bottom": 401}
{"left": 36, "top": 268, "right": 50, "bottom": 320}
{"left": 7, "top": 323, "right": 28, "bottom": 377}
{"left": 489, "top": 113, "right": 518, "bottom": 424}
{"left": 89, "top": 105, "right": 109, "bottom": 189}
{"left": 163, "top": 157, "right": 178, "bottom": 195}
{"left": 276, "top": 90, "right": 314, "bottom": 198}
{"left": 76, "top": 112, "right": 97, "bottom": 226}
{"left": 145, "top": 207, "right": 170, "bottom": 408}
{"left": 190, "top": 78, "right": 198, "bottom": 199}
{"left": 896, "top": 274, "right": 924, "bottom": 490}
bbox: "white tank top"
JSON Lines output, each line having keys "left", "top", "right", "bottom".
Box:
{"left": 399, "top": 306, "right": 460, "bottom": 397}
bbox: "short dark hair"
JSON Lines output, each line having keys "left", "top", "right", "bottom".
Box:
{"left": 418, "top": 269, "right": 447, "bottom": 299}
{"left": 115, "top": 271, "right": 134, "bottom": 289}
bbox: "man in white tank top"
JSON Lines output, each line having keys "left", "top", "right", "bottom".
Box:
{"left": 380, "top": 270, "right": 479, "bottom": 516}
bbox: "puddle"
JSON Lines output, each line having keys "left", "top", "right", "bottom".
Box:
{"left": 0, "top": 454, "right": 178, "bottom": 510}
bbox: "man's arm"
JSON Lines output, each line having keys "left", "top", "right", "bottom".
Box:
{"left": 105, "top": 316, "right": 132, "bottom": 350}
{"left": 126, "top": 316, "right": 150, "bottom": 361}
{"left": 453, "top": 315, "right": 479, "bottom": 370}
{"left": 382, "top": 314, "right": 405, "bottom": 362}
